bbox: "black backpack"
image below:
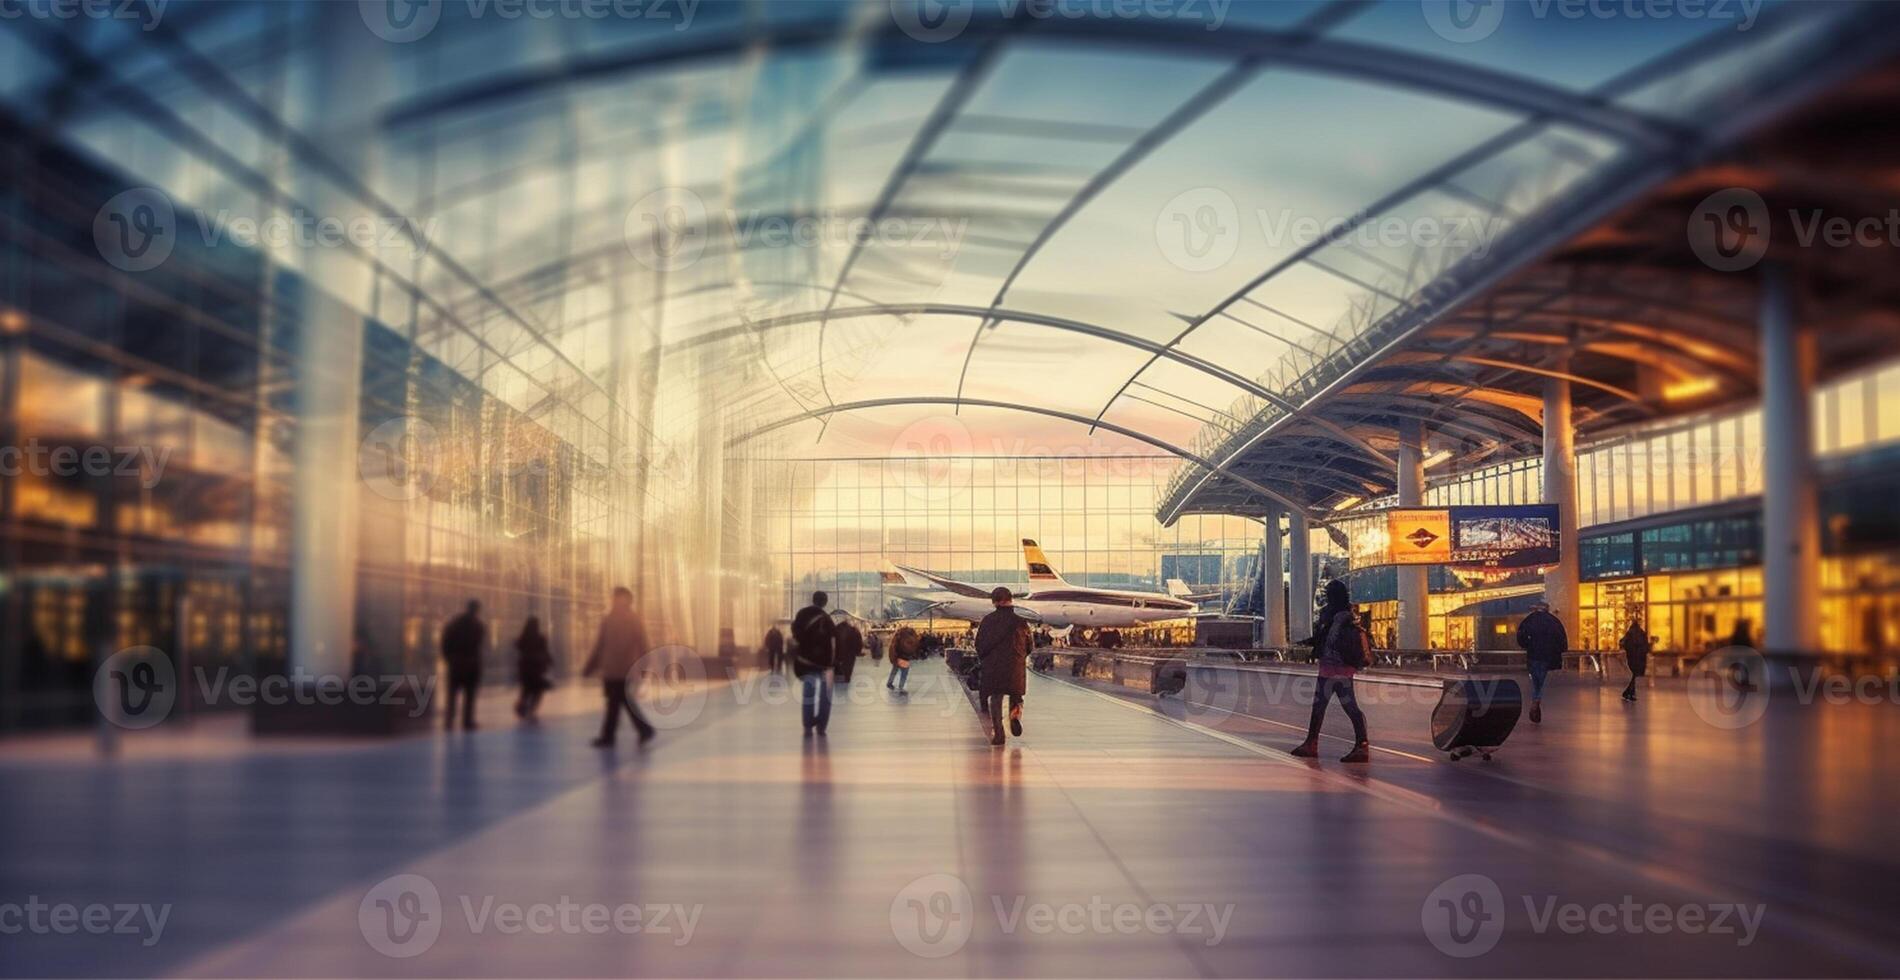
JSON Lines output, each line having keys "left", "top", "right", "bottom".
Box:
{"left": 1326, "top": 608, "right": 1373, "bottom": 670}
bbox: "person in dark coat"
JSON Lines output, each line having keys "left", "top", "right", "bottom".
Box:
{"left": 974, "top": 586, "right": 1032, "bottom": 746}
{"left": 1517, "top": 601, "right": 1569, "bottom": 724}
{"left": 1620, "top": 621, "right": 1651, "bottom": 703}
{"left": 790, "top": 592, "right": 836, "bottom": 736}
{"left": 832, "top": 614, "right": 864, "bottom": 685}
{"left": 513, "top": 617, "right": 553, "bottom": 723}
{"left": 1289, "top": 579, "right": 1369, "bottom": 762}
{"left": 440, "top": 599, "right": 485, "bottom": 731}
{"left": 763, "top": 626, "right": 785, "bottom": 674}
{"left": 887, "top": 626, "right": 919, "bottom": 693}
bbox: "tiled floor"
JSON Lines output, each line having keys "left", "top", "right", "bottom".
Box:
{"left": 2, "top": 661, "right": 1897, "bottom": 977}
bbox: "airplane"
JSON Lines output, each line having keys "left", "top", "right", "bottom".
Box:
{"left": 879, "top": 566, "right": 1043, "bottom": 625}
{"left": 1012, "top": 539, "right": 1202, "bottom": 628}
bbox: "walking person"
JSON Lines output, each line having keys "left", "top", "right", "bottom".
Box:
{"left": 886, "top": 625, "right": 918, "bottom": 694}
{"left": 440, "top": 599, "right": 486, "bottom": 731}
{"left": 1517, "top": 600, "right": 1569, "bottom": 724}
{"left": 514, "top": 616, "right": 553, "bottom": 723}
{"left": 763, "top": 625, "right": 785, "bottom": 674}
{"left": 791, "top": 591, "right": 836, "bottom": 737}
{"left": 1289, "top": 579, "right": 1371, "bottom": 763}
{"left": 833, "top": 613, "right": 863, "bottom": 687}
{"left": 1620, "top": 620, "right": 1650, "bottom": 703}
{"left": 582, "top": 586, "right": 656, "bottom": 747}
{"left": 974, "top": 587, "right": 1032, "bottom": 746}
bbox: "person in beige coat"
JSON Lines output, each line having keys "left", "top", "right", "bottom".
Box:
{"left": 583, "top": 586, "right": 655, "bottom": 747}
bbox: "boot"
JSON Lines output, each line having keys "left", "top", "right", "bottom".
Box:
{"left": 1009, "top": 704, "right": 1023, "bottom": 737}
{"left": 1529, "top": 701, "right": 1542, "bottom": 724}
{"left": 1339, "top": 741, "right": 1370, "bottom": 763}
{"left": 1288, "top": 737, "right": 1319, "bottom": 758}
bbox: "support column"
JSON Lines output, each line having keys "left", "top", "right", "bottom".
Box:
{"left": 1260, "top": 507, "right": 1286, "bottom": 649}
{"left": 1396, "top": 421, "right": 1429, "bottom": 650}
{"left": 1288, "top": 510, "right": 1313, "bottom": 644}
{"left": 1760, "top": 265, "right": 1819, "bottom": 654}
{"left": 1542, "top": 359, "right": 1582, "bottom": 644}
{"left": 289, "top": 8, "right": 384, "bottom": 677}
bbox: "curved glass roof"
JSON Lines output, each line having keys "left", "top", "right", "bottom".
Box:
{"left": 3, "top": 0, "right": 1888, "bottom": 518}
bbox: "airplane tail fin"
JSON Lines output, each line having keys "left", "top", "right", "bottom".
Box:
{"left": 1021, "top": 539, "right": 1068, "bottom": 585}
{"left": 1167, "top": 577, "right": 1222, "bottom": 603}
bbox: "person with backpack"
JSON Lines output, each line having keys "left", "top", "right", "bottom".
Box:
{"left": 1620, "top": 620, "right": 1650, "bottom": 703}
{"left": 1517, "top": 601, "right": 1569, "bottom": 723}
{"left": 513, "top": 616, "right": 553, "bottom": 723}
{"left": 1289, "top": 579, "right": 1370, "bottom": 763}
{"left": 791, "top": 592, "right": 836, "bottom": 737}
{"left": 886, "top": 626, "right": 918, "bottom": 694}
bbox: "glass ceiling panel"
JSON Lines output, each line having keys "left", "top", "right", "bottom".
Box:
{"left": 1329, "top": 0, "right": 1752, "bottom": 92}
{"left": 1005, "top": 67, "right": 1524, "bottom": 345}
{"left": 956, "top": 322, "right": 1153, "bottom": 420}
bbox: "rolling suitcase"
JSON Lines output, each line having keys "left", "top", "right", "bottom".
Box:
{"left": 1430, "top": 677, "right": 1522, "bottom": 760}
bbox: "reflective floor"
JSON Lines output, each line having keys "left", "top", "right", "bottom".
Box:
{"left": 3, "top": 663, "right": 1898, "bottom": 978}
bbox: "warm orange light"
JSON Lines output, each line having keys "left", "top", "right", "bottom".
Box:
{"left": 0, "top": 309, "right": 25, "bottom": 334}
{"left": 1332, "top": 495, "right": 1363, "bottom": 512}
{"left": 1663, "top": 376, "right": 1719, "bottom": 402}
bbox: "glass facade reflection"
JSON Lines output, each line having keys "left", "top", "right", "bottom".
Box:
{"left": 762, "top": 455, "right": 1270, "bottom": 621}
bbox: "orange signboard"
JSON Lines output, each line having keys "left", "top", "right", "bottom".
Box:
{"left": 1386, "top": 509, "right": 1452, "bottom": 565}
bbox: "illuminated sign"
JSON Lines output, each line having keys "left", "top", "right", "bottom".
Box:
{"left": 1388, "top": 509, "right": 1451, "bottom": 564}
{"left": 1334, "top": 505, "right": 1560, "bottom": 570}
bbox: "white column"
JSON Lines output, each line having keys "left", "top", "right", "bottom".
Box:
{"left": 289, "top": 9, "right": 385, "bottom": 676}
{"left": 1542, "top": 359, "right": 1582, "bottom": 644}
{"left": 1397, "top": 421, "right": 1429, "bottom": 650}
{"left": 1288, "top": 510, "right": 1313, "bottom": 644}
{"left": 1760, "top": 265, "right": 1819, "bottom": 653}
{"left": 1260, "top": 507, "right": 1286, "bottom": 648}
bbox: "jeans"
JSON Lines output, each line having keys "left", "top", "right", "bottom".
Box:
{"left": 886, "top": 664, "right": 910, "bottom": 690}
{"left": 801, "top": 672, "right": 833, "bottom": 732}
{"left": 598, "top": 679, "right": 654, "bottom": 741}
{"left": 1305, "top": 675, "right": 1367, "bottom": 743}
{"left": 1528, "top": 662, "right": 1550, "bottom": 701}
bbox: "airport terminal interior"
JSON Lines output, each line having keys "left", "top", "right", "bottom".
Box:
{"left": 4, "top": 0, "right": 1900, "bottom": 976}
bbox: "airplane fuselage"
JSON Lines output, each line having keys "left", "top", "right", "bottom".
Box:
{"left": 1015, "top": 587, "right": 1197, "bottom": 629}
